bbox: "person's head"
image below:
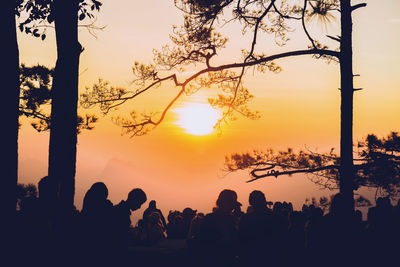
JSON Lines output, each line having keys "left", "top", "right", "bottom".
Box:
{"left": 82, "top": 182, "right": 109, "bottom": 212}
{"left": 168, "top": 210, "right": 181, "bottom": 223}
{"left": 216, "top": 189, "right": 240, "bottom": 213}
{"left": 38, "top": 176, "right": 58, "bottom": 202}
{"left": 183, "top": 207, "right": 197, "bottom": 219}
{"left": 249, "top": 190, "right": 267, "bottom": 210}
{"left": 149, "top": 200, "right": 156, "bottom": 209}
{"left": 329, "top": 193, "right": 353, "bottom": 215}
{"left": 273, "top": 201, "right": 283, "bottom": 214}
{"left": 90, "top": 182, "right": 108, "bottom": 199}
{"left": 127, "top": 188, "right": 147, "bottom": 211}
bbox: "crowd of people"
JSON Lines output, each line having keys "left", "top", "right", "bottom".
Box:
{"left": 15, "top": 176, "right": 400, "bottom": 267}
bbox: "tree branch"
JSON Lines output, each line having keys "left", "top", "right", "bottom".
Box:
{"left": 247, "top": 164, "right": 339, "bottom": 183}
{"left": 301, "top": 0, "right": 317, "bottom": 49}
{"left": 351, "top": 3, "right": 367, "bottom": 12}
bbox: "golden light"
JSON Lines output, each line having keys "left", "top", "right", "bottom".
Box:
{"left": 174, "top": 103, "right": 222, "bottom": 135}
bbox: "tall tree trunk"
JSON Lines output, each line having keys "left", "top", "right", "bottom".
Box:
{"left": 2, "top": 0, "right": 20, "bottom": 258}
{"left": 2, "top": 0, "right": 19, "bottom": 221}
{"left": 49, "top": 0, "right": 81, "bottom": 212}
{"left": 339, "top": 0, "right": 355, "bottom": 212}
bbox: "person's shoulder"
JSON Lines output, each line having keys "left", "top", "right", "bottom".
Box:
{"left": 201, "top": 212, "right": 219, "bottom": 224}
{"left": 203, "top": 212, "right": 215, "bottom": 220}
{"left": 143, "top": 207, "right": 151, "bottom": 215}
{"left": 106, "top": 199, "right": 113, "bottom": 207}
{"left": 244, "top": 210, "right": 271, "bottom": 223}
{"left": 155, "top": 208, "right": 164, "bottom": 214}
{"left": 113, "top": 200, "right": 124, "bottom": 208}
{"left": 113, "top": 201, "right": 129, "bottom": 214}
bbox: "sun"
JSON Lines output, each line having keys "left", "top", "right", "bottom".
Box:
{"left": 174, "top": 103, "right": 222, "bottom": 136}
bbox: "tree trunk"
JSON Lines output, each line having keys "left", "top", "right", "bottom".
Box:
{"left": 339, "top": 0, "right": 355, "bottom": 212}
{"left": 2, "top": 0, "right": 19, "bottom": 220}
{"left": 1, "top": 0, "right": 20, "bottom": 259}
{"left": 48, "top": 0, "right": 81, "bottom": 212}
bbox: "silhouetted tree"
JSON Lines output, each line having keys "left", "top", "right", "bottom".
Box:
{"left": 2, "top": 1, "right": 51, "bottom": 248}
{"left": 49, "top": 0, "right": 102, "bottom": 212}
{"left": 1, "top": 0, "right": 56, "bottom": 258}
{"left": 2, "top": 0, "right": 97, "bottom": 217}
{"left": 304, "top": 194, "right": 371, "bottom": 214}
{"left": 82, "top": 1, "right": 367, "bottom": 213}
{"left": 2, "top": 1, "right": 20, "bottom": 235}
{"left": 2, "top": 1, "right": 99, "bottom": 261}
{"left": 19, "top": 64, "right": 98, "bottom": 133}
{"left": 15, "top": 0, "right": 102, "bottom": 212}
{"left": 225, "top": 132, "right": 400, "bottom": 199}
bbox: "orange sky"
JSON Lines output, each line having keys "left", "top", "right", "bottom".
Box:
{"left": 17, "top": 1, "right": 400, "bottom": 222}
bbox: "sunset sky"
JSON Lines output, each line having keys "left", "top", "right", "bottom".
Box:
{"left": 17, "top": 0, "right": 400, "bottom": 222}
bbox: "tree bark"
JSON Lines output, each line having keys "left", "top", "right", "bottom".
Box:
{"left": 1, "top": 0, "right": 20, "bottom": 259}
{"left": 339, "top": 0, "right": 355, "bottom": 212}
{"left": 2, "top": 0, "right": 20, "bottom": 221}
{"left": 48, "top": 0, "right": 81, "bottom": 211}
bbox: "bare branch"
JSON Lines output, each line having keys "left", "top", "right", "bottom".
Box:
{"left": 327, "top": 35, "right": 341, "bottom": 42}
{"left": 247, "top": 164, "right": 339, "bottom": 183}
{"left": 351, "top": 3, "right": 367, "bottom": 12}
{"left": 301, "top": 0, "right": 317, "bottom": 49}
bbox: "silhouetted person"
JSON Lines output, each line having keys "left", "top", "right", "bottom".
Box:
{"left": 82, "top": 182, "right": 112, "bottom": 215}
{"left": 111, "top": 188, "right": 147, "bottom": 252}
{"left": 16, "top": 188, "right": 42, "bottom": 266}
{"left": 314, "top": 193, "right": 360, "bottom": 267}
{"left": 186, "top": 212, "right": 205, "bottom": 264}
{"left": 146, "top": 211, "right": 166, "bottom": 243}
{"left": 16, "top": 176, "right": 60, "bottom": 266}
{"left": 232, "top": 202, "right": 244, "bottom": 227}
{"left": 38, "top": 176, "right": 58, "bottom": 221}
{"left": 238, "top": 190, "right": 284, "bottom": 266}
{"left": 80, "top": 182, "right": 114, "bottom": 264}
{"left": 131, "top": 219, "right": 147, "bottom": 244}
{"left": 166, "top": 210, "right": 186, "bottom": 239}
{"left": 187, "top": 212, "right": 204, "bottom": 241}
{"left": 143, "top": 200, "right": 167, "bottom": 230}
{"left": 304, "top": 205, "right": 324, "bottom": 250}
{"left": 182, "top": 207, "right": 197, "bottom": 237}
{"left": 286, "top": 211, "right": 308, "bottom": 266}
{"left": 364, "top": 196, "right": 397, "bottom": 267}
{"left": 197, "top": 189, "right": 240, "bottom": 267}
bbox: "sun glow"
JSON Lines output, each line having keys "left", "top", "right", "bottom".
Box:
{"left": 174, "top": 103, "right": 222, "bottom": 136}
